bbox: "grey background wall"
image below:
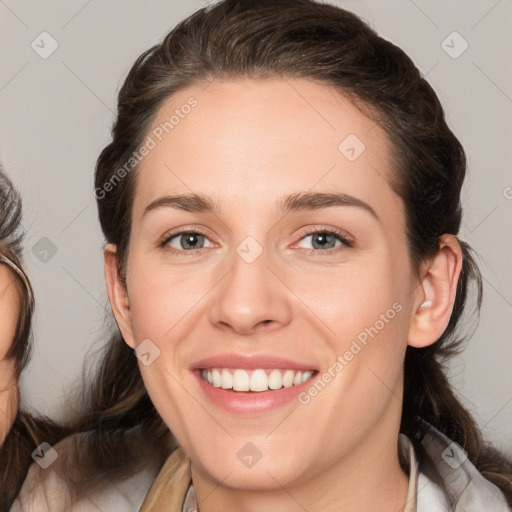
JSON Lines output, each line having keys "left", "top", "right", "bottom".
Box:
{"left": 1, "top": 0, "right": 511, "bottom": 454}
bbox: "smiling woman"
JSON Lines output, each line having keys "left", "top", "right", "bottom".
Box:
{"left": 11, "top": 0, "right": 512, "bottom": 511}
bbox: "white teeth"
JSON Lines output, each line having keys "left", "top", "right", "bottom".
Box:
{"left": 232, "top": 369, "right": 250, "bottom": 391}
{"left": 268, "top": 369, "right": 283, "bottom": 390}
{"left": 301, "top": 370, "right": 314, "bottom": 382}
{"left": 249, "top": 369, "right": 268, "bottom": 392}
{"left": 200, "top": 368, "right": 315, "bottom": 392}
{"left": 283, "top": 369, "right": 295, "bottom": 388}
{"left": 221, "top": 369, "right": 233, "bottom": 389}
{"left": 212, "top": 369, "right": 222, "bottom": 387}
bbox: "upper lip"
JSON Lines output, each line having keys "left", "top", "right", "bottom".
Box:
{"left": 191, "top": 354, "right": 318, "bottom": 371}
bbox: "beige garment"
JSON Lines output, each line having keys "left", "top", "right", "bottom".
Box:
{"left": 139, "top": 446, "right": 191, "bottom": 512}
{"left": 139, "top": 434, "right": 419, "bottom": 512}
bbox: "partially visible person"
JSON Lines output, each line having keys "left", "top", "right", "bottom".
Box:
{"left": 0, "top": 167, "right": 68, "bottom": 510}
{"left": 9, "top": 1, "right": 512, "bottom": 511}
{"left": 0, "top": 256, "right": 20, "bottom": 444}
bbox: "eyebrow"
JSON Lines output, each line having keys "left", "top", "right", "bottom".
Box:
{"left": 142, "top": 191, "right": 379, "bottom": 221}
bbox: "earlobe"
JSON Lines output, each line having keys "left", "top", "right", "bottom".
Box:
{"left": 408, "top": 234, "right": 463, "bottom": 349}
{"left": 104, "top": 244, "right": 136, "bottom": 349}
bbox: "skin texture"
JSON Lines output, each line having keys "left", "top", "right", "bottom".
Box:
{"left": 0, "top": 264, "right": 20, "bottom": 445}
{"left": 105, "top": 78, "right": 462, "bottom": 512}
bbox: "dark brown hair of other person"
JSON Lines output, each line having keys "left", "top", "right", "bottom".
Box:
{"left": 0, "top": 168, "right": 70, "bottom": 510}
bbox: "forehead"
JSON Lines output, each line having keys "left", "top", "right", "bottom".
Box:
{"left": 133, "top": 77, "right": 404, "bottom": 226}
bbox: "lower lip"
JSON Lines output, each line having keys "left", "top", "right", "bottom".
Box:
{"left": 193, "top": 370, "right": 317, "bottom": 415}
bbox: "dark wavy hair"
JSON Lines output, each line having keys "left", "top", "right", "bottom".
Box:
{"left": 54, "top": 0, "right": 511, "bottom": 504}
{"left": 0, "top": 168, "right": 68, "bottom": 508}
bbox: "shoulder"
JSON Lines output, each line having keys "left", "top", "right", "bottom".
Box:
{"left": 414, "top": 421, "right": 511, "bottom": 512}
{"left": 10, "top": 433, "right": 161, "bottom": 512}
{"left": 10, "top": 434, "right": 74, "bottom": 511}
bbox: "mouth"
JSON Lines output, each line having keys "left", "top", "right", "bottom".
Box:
{"left": 193, "top": 366, "right": 319, "bottom": 415}
{"left": 190, "top": 353, "right": 320, "bottom": 414}
{"left": 199, "top": 367, "right": 317, "bottom": 392}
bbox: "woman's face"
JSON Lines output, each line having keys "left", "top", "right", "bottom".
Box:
{"left": 0, "top": 264, "right": 20, "bottom": 443}
{"left": 111, "top": 78, "right": 422, "bottom": 489}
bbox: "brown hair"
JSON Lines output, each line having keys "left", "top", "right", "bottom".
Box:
{"left": 63, "top": 0, "right": 512, "bottom": 503}
{"left": 0, "top": 168, "right": 68, "bottom": 508}
{"left": 0, "top": 171, "right": 32, "bottom": 372}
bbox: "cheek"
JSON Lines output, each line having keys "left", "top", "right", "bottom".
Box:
{"left": 126, "top": 262, "right": 199, "bottom": 341}
{"left": 289, "top": 251, "right": 410, "bottom": 406}
{"left": 289, "top": 252, "right": 407, "bottom": 345}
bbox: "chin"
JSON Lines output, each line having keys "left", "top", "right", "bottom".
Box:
{"left": 192, "top": 448, "right": 308, "bottom": 490}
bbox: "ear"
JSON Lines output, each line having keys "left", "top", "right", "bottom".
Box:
{"left": 408, "top": 234, "right": 463, "bottom": 348}
{"left": 104, "top": 244, "right": 136, "bottom": 349}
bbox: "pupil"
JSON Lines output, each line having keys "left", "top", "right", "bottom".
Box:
{"left": 182, "top": 233, "right": 202, "bottom": 249}
{"left": 313, "top": 233, "right": 335, "bottom": 249}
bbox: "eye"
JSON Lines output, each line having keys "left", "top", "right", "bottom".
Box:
{"left": 294, "top": 227, "right": 353, "bottom": 254}
{"left": 161, "top": 229, "right": 215, "bottom": 253}
{"left": 159, "top": 226, "right": 353, "bottom": 256}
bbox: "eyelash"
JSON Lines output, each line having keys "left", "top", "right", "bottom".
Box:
{"left": 159, "top": 226, "right": 353, "bottom": 256}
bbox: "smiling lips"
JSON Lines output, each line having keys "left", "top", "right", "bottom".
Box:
{"left": 201, "top": 367, "right": 316, "bottom": 392}
{"left": 191, "top": 354, "right": 319, "bottom": 411}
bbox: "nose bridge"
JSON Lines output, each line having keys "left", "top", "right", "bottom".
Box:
{"left": 209, "top": 233, "right": 291, "bottom": 333}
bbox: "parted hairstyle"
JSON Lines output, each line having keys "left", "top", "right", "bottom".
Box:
{"left": 0, "top": 168, "right": 68, "bottom": 508}
{"left": 55, "top": 0, "right": 511, "bottom": 504}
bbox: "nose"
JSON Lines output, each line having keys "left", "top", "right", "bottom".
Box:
{"left": 209, "top": 239, "right": 292, "bottom": 336}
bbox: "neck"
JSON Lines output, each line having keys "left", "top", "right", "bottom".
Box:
{"left": 191, "top": 410, "right": 410, "bottom": 512}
